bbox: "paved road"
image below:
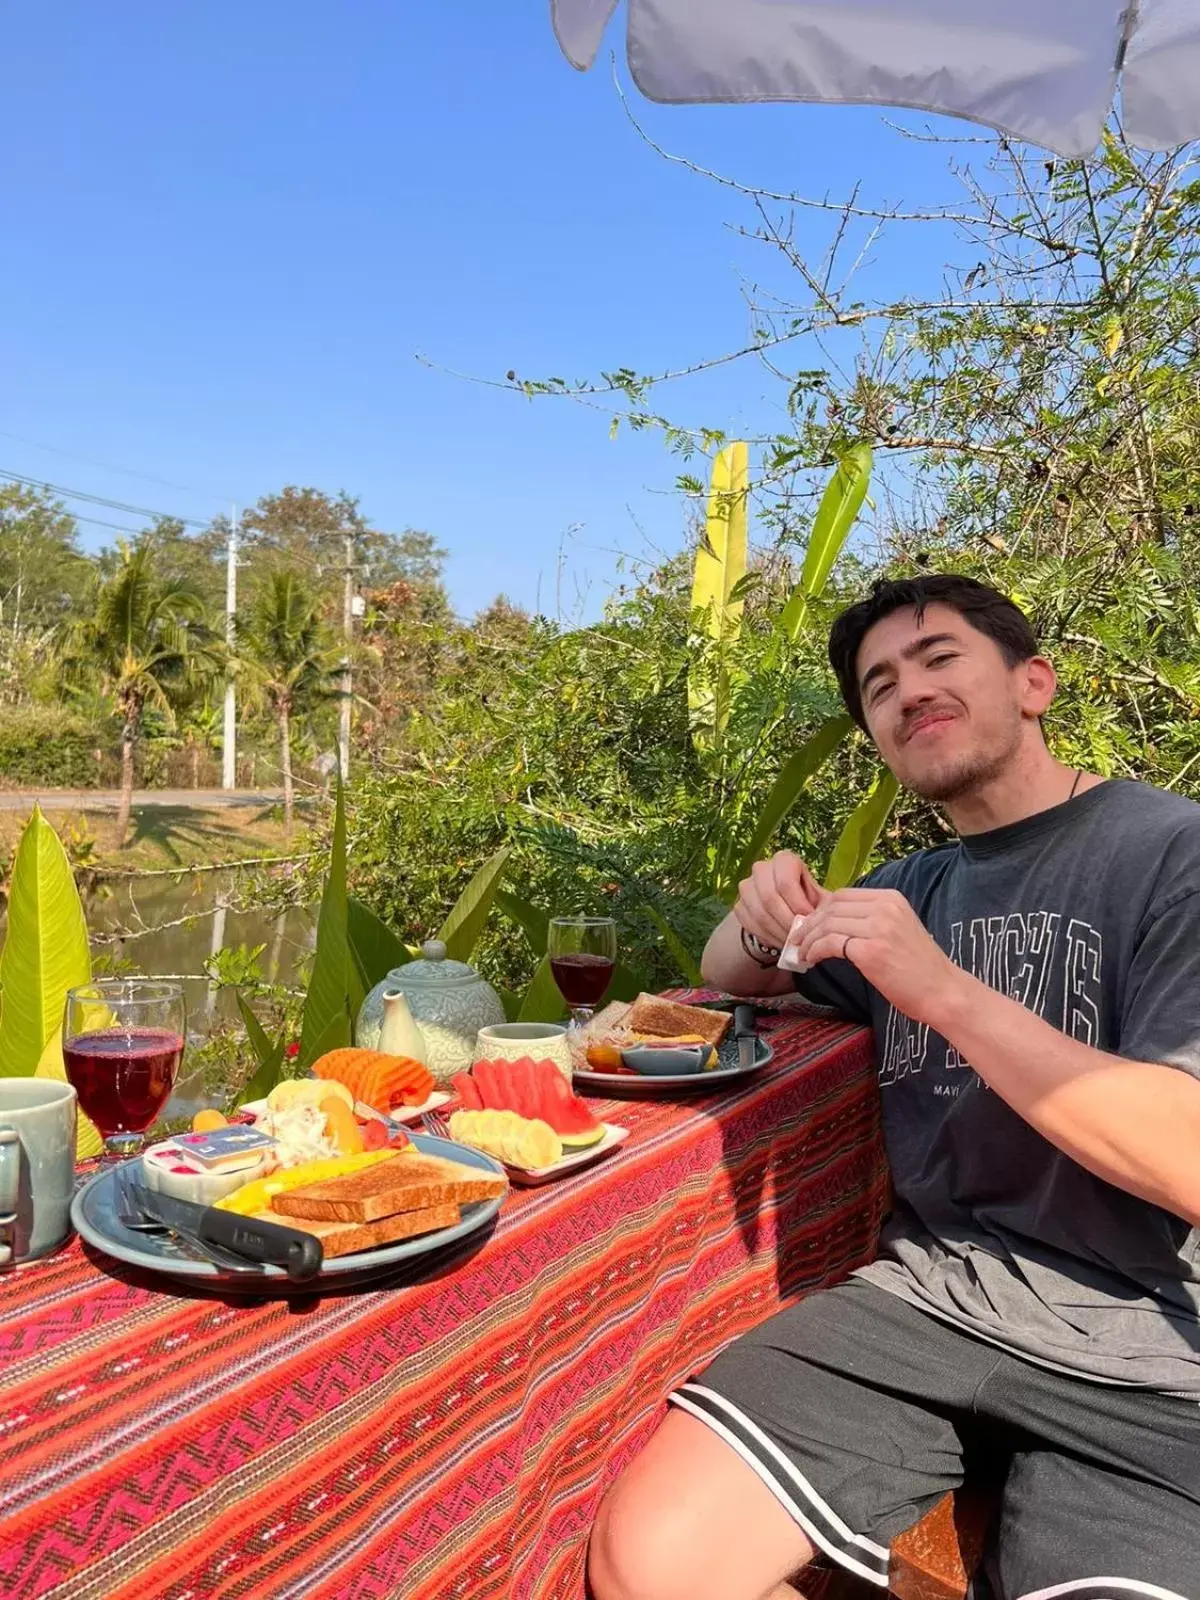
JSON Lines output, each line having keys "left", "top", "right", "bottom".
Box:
{"left": 0, "top": 789, "right": 289, "bottom": 811}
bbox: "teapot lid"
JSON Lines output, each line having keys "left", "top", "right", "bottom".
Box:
{"left": 387, "top": 939, "right": 481, "bottom": 991}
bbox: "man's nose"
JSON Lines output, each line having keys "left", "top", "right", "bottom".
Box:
{"left": 897, "top": 678, "right": 940, "bottom": 715}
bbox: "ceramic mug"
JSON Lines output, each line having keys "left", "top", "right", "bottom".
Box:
{"left": 473, "top": 1023, "right": 573, "bottom": 1083}
{"left": 0, "top": 1079, "right": 78, "bottom": 1266}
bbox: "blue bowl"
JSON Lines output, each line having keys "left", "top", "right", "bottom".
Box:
{"left": 620, "top": 1043, "right": 714, "bottom": 1077}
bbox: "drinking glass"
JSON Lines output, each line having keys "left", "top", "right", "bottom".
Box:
{"left": 62, "top": 980, "right": 185, "bottom": 1162}
{"left": 548, "top": 917, "right": 617, "bottom": 1028}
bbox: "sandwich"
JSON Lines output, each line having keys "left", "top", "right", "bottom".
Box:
{"left": 626, "top": 994, "right": 731, "bottom": 1046}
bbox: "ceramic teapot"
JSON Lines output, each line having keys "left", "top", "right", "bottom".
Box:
{"left": 356, "top": 940, "right": 505, "bottom": 1085}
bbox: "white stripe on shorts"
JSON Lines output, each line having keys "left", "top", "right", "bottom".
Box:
{"left": 1020, "top": 1581, "right": 1193, "bottom": 1600}
{"left": 669, "top": 1383, "right": 890, "bottom": 1587}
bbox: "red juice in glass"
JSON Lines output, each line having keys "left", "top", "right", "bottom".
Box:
{"left": 63, "top": 1028, "right": 182, "bottom": 1135}
{"left": 549, "top": 952, "right": 615, "bottom": 1009}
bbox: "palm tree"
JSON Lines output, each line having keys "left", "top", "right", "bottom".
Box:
{"left": 63, "top": 545, "right": 209, "bottom": 845}
{"left": 238, "top": 571, "right": 335, "bottom": 832}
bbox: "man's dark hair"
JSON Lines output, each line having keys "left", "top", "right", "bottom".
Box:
{"left": 828, "top": 574, "right": 1039, "bottom": 730}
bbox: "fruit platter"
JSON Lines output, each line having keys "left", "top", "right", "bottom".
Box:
{"left": 445, "top": 1055, "right": 628, "bottom": 1185}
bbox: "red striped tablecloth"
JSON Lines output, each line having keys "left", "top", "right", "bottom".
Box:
{"left": 0, "top": 1004, "right": 885, "bottom": 1600}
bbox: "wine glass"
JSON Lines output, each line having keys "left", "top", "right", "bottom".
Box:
{"left": 548, "top": 917, "right": 617, "bottom": 1029}
{"left": 62, "top": 979, "right": 185, "bottom": 1163}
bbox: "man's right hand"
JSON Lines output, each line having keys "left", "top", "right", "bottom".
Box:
{"left": 733, "top": 851, "right": 827, "bottom": 949}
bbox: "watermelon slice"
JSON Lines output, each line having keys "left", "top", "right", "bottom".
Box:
{"left": 532, "top": 1060, "right": 606, "bottom": 1147}
{"left": 494, "top": 1059, "right": 527, "bottom": 1117}
{"left": 473, "top": 1058, "right": 507, "bottom": 1111}
{"left": 451, "top": 1072, "right": 483, "bottom": 1112}
{"left": 496, "top": 1060, "right": 527, "bottom": 1119}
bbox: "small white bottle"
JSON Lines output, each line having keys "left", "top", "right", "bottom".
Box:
{"left": 378, "top": 989, "right": 429, "bottom": 1064}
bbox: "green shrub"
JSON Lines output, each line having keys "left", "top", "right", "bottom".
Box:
{"left": 0, "top": 706, "right": 106, "bottom": 789}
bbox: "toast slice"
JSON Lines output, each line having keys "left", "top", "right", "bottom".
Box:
{"left": 272, "top": 1151, "right": 507, "bottom": 1224}
{"left": 627, "top": 993, "right": 731, "bottom": 1046}
{"left": 256, "top": 1201, "right": 460, "bottom": 1258}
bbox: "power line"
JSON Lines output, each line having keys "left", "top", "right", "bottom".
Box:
{"left": 0, "top": 468, "right": 211, "bottom": 530}
{"left": 0, "top": 427, "right": 228, "bottom": 499}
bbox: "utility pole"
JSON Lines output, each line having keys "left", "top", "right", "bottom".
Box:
{"left": 338, "top": 529, "right": 354, "bottom": 782}
{"left": 221, "top": 505, "right": 238, "bottom": 789}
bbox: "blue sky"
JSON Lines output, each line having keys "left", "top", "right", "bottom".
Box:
{"left": 1, "top": 1, "right": 969, "bottom": 619}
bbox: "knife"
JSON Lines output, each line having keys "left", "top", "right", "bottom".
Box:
{"left": 733, "top": 1004, "right": 758, "bottom": 1071}
{"left": 127, "top": 1183, "right": 324, "bottom": 1281}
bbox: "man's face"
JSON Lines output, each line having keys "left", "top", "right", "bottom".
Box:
{"left": 855, "top": 603, "right": 1053, "bottom": 803}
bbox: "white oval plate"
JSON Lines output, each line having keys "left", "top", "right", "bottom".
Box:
{"left": 495, "top": 1122, "right": 629, "bottom": 1186}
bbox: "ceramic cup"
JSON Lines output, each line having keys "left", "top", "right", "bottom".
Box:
{"left": 0, "top": 1079, "right": 77, "bottom": 1266}
{"left": 473, "top": 1023, "right": 573, "bottom": 1084}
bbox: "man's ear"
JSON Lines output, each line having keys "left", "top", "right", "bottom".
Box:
{"left": 1021, "top": 655, "right": 1057, "bottom": 718}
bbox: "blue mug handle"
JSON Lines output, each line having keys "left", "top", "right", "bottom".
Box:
{"left": 0, "top": 1126, "right": 19, "bottom": 1266}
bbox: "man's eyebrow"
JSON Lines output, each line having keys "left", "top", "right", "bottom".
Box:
{"left": 859, "top": 632, "right": 960, "bottom": 694}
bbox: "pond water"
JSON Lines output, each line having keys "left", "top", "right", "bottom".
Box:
{"left": 87, "top": 869, "right": 315, "bottom": 1116}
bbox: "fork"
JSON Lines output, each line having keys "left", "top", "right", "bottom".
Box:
{"left": 113, "top": 1165, "right": 262, "bottom": 1275}
{"left": 421, "top": 1110, "right": 452, "bottom": 1140}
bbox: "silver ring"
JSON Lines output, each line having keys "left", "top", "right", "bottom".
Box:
{"left": 842, "top": 935, "right": 852, "bottom": 961}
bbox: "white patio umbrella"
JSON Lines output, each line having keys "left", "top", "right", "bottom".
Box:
{"left": 550, "top": 0, "right": 1200, "bottom": 157}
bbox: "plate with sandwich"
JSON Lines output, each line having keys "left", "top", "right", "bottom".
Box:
{"left": 72, "top": 1131, "right": 508, "bottom": 1291}
{"left": 570, "top": 994, "right": 773, "bottom": 1094}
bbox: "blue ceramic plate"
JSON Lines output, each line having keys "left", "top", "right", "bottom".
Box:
{"left": 573, "top": 1032, "right": 773, "bottom": 1095}
{"left": 70, "top": 1133, "right": 506, "bottom": 1292}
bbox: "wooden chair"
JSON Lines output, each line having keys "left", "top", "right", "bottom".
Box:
{"left": 799, "top": 1485, "right": 996, "bottom": 1600}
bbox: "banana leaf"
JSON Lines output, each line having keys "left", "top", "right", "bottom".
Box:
{"left": 643, "top": 904, "right": 704, "bottom": 988}
{"left": 297, "top": 780, "right": 362, "bottom": 1068}
{"left": 35, "top": 1031, "right": 102, "bottom": 1161}
{"left": 0, "top": 806, "right": 91, "bottom": 1079}
{"left": 348, "top": 896, "right": 412, "bottom": 993}
{"left": 438, "top": 847, "right": 511, "bottom": 963}
{"left": 825, "top": 769, "right": 900, "bottom": 890}
{"left": 516, "top": 955, "right": 567, "bottom": 1024}
{"left": 494, "top": 888, "right": 549, "bottom": 956}
{"left": 689, "top": 442, "right": 749, "bottom": 755}
{"left": 233, "top": 992, "right": 287, "bottom": 1107}
{"left": 778, "top": 444, "right": 872, "bottom": 644}
{"left": 727, "top": 714, "right": 855, "bottom": 894}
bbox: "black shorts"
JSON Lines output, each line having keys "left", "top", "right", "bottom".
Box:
{"left": 669, "top": 1277, "right": 1200, "bottom": 1599}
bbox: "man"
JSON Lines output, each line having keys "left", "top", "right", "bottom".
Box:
{"left": 589, "top": 575, "right": 1200, "bottom": 1600}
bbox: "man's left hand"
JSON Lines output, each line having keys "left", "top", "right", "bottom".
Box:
{"left": 792, "top": 887, "right": 965, "bottom": 1028}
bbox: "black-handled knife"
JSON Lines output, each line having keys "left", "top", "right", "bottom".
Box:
{"left": 128, "top": 1183, "right": 324, "bottom": 1281}
{"left": 733, "top": 1004, "right": 758, "bottom": 1071}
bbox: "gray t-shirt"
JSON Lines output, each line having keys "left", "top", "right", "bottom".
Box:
{"left": 794, "top": 778, "right": 1200, "bottom": 1392}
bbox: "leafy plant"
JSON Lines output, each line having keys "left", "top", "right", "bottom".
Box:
{"left": 776, "top": 444, "right": 873, "bottom": 648}
{"left": 203, "top": 942, "right": 266, "bottom": 988}
{"left": 61, "top": 543, "right": 213, "bottom": 846}
{"left": 296, "top": 779, "right": 361, "bottom": 1069}
{"left": 237, "top": 570, "right": 338, "bottom": 833}
{"left": 347, "top": 896, "right": 412, "bottom": 994}
{"left": 438, "top": 848, "right": 512, "bottom": 963}
{"left": 689, "top": 441, "right": 749, "bottom": 758}
{"left": 826, "top": 770, "right": 902, "bottom": 890}
{"left": 0, "top": 806, "right": 102, "bottom": 1158}
{"left": 233, "top": 992, "right": 288, "bottom": 1107}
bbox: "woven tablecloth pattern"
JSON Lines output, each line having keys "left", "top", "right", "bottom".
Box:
{"left": 0, "top": 1005, "right": 884, "bottom": 1600}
